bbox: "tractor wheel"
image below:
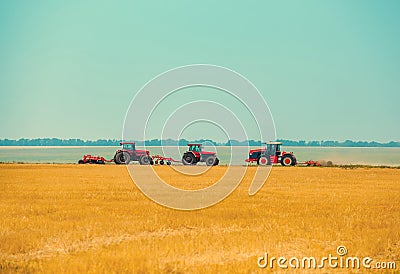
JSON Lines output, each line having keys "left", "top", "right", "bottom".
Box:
{"left": 257, "top": 156, "right": 269, "bottom": 166}
{"left": 139, "top": 155, "right": 151, "bottom": 165}
{"left": 182, "top": 153, "right": 196, "bottom": 165}
{"left": 206, "top": 157, "right": 216, "bottom": 166}
{"left": 160, "top": 160, "right": 164, "bottom": 165}
{"left": 213, "top": 158, "right": 219, "bottom": 166}
{"left": 281, "top": 154, "right": 294, "bottom": 166}
{"left": 115, "top": 151, "right": 131, "bottom": 165}
{"left": 78, "top": 159, "right": 84, "bottom": 164}
{"left": 166, "top": 161, "right": 171, "bottom": 165}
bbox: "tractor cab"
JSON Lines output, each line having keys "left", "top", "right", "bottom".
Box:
{"left": 266, "top": 142, "right": 282, "bottom": 156}
{"left": 265, "top": 142, "right": 282, "bottom": 163}
{"left": 121, "top": 142, "right": 135, "bottom": 151}
{"left": 188, "top": 144, "right": 202, "bottom": 153}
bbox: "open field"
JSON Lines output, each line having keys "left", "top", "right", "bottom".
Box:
{"left": 0, "top": 164, "right": 399, "bottom": 273}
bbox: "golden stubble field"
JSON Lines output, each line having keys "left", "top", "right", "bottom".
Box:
{"left": 0, "top": 164, "right": 399, "bottom": 273}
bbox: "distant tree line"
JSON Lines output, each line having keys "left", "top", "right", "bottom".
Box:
{"left": 277, "top": 139, "right": 400, "bottom": 147}
{"left": 0, "top": 138, "right": 261, "bottom": 147}
{"left": 0, "top": 138, "right": 120, "bottom": 146}
{"left": 0, "top": 138, "right": 399, "bottom": 147}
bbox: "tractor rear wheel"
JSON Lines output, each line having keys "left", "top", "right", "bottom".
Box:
{"left": 281, "top": 154, "right": 294, "bottom": 166}
{"left": 257, "top": 156, "right": 269, "bottom": 166}
{"left": 182, "top": 153, "right": 196, "bottom": 165}
{"left": 139, "top": 155, "right": 151, "bottom": 165}
{"left": 115, "top": 151, "right": 131, "bottom": 165}
{"left": 205, "top": 157, "right": 216, "bottom": 166}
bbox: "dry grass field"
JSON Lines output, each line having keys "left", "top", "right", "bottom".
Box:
{"left": 0, "top": 164, "right": 399, "bottom": 273}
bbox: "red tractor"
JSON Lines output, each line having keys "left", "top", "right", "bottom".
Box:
{"left": 182, "top": 144, "right": 219, "bottom": 166}
{"left": 245, "top": 141, "right": 297, "bottom": 166}
{"left": 113, "top": 142, "right": 153, "bottom": 165}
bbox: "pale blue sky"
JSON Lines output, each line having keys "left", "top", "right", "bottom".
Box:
{"left": 0, "top": 1, "right": 399, "bottom": 142}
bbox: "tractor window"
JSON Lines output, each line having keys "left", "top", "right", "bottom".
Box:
{"left": 267, "top": 145, "right": 274, "bottom": 154}
{"left": 275, "top": 145, "right": 281, "bottom": 156}
{"left": 189, "top": 145, "right": 200, "bottom": 152}
{"left": 123, "top": 144, "right": 134, "bottom": 150}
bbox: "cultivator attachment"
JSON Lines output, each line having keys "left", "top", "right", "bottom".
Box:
{"left": 78, "top": 155, "right": 114, "bottom": 164}
{"left": 78, "top": 154, "right": 182, "bottom": 165}
{"left": 151, "top": 155, "right": 180, "bottom": 165}
{"left": 297, "top": 160, "right": 321, "bottom": 166}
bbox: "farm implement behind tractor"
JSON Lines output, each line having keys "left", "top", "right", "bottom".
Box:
{"left": 151, "top": 155, "right": 181, "bottom": 165}
{"left": 78, "top": 155, "right": 114, "bottom": 164}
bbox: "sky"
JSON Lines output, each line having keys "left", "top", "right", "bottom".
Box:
{"left": 0, "top": 1, "right": 399, "bottom": 142}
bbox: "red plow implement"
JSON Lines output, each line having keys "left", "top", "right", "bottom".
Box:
{"left": 151, "top": 155, "right": 180, "bottom": 165}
